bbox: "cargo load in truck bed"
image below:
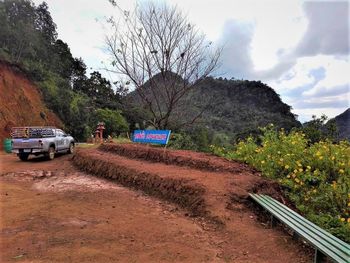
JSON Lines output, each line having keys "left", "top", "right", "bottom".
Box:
{"left": 11, "top": 127, "right": 55, "bottom": 138}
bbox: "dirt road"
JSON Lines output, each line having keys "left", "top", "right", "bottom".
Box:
{"left": 0, "top": 148, "right": 311, "bottom": 262}
{"left": 1, "top": 153, "right": 220, "bottom": 262}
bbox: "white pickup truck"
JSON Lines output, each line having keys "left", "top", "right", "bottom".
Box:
{"left": 11, "top": 127, "right": 75, "bottom": 161}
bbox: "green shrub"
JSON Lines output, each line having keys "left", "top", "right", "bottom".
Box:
{"left": 168, "top": 133, "right": 197, "bottom": 150}
{"left": 211, "top": 124, "right": 350, "bottom": 242}
{"left": 92, "top": 108, "right": 129, "bottom": 137}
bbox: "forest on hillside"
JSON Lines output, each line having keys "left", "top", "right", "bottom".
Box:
{"left": 0, "top": 0, "right": 128, "bottom": 141}
{"left": 0, "top": 0, "right": 345, "bottom": 148}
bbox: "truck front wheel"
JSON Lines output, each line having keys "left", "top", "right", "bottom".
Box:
{"left": 18, "top": 153, "right": 29, "bottom": 161}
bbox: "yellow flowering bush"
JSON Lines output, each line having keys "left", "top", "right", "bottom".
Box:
{"left": 211, "top": 125, "right": 350, "bottom": 242}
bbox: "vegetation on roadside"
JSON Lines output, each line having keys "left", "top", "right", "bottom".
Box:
{"left": 211, "top": 124, "right": 350, "bottom": 242}
{"left": 0, "top": 0, "right": 127, "bottom": 141}
{"left": 75, "top": 143, "right": 99, "bottom": 149}
{"left": 112, "top": 137, "right": 132, "bottom": 144}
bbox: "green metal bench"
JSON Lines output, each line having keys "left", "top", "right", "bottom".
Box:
{"left": 249, "top": 193, "right": 350, "bottom": 263}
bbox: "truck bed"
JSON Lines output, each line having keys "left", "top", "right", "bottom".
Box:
{"left": 11, "top": 127, "right": 55, "bottom": 138}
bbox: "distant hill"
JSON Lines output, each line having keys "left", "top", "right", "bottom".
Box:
{"left": 129, "top": 76, "right": 301, "bottom": 140}
{"left": 330, "top": 108, "right": 350, "bottom": 141}
{"left": 0, "top": 60, "right": 62, "bottom": 145}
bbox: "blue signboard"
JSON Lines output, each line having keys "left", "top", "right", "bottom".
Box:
{"left": 133, "top": 130, "right": 171, "bottom": 145}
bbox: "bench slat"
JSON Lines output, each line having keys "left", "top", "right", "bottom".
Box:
{"left": 251, "top": 194, "right": 348, "bottom": 263}
{"left": 263, "top": 195, "right": 350, "bottom": 252}
{"left": 250, "top": 194, "right": 350, "bottom": 263}
{"left": 259, "top": 194, "right": 350, "bottom": 260}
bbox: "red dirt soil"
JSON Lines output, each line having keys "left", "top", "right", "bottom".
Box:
{"left": 71, "top": 146, "right": 312, "bottom": 262}
{"left": 1, "top": 153, "right": 222, "bottom": 262}
{"left": 0, "top": 145, "right": 313, "bottom": 263}
{"left": 100, "top": 143, "right": 256, "bottom": 174}
{"left": 0, "top": 61, "right": 62, "bottom": 147}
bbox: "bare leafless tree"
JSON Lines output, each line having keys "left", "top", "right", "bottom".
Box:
{"left": 105, "top": 1, "right": 221, "bottom": 129}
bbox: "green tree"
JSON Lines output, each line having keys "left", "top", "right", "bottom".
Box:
{"left": 34, "top": 1, "right": 57, "bottom": 68}
{"left": 0, "top": 0, "right": 38, "bottom": 63}
{"left": 68, "top": 93, "right": 93, "bottom": 141}
{"left": 71, "top": 57, "right": 88, "bottom": 90}
{"left": 92, "top": 108, "right": 129, "bottom": 137}
{"left": 51, "top": 39, "right": 74, "bottom": 79}
{"left": 212, "top": 132, "right": 231, "bottom": 148}
{"left": 302, "top": 114, "right": 338, "bottom": 143}
{"left": 85, "top": 71, "right": 121, "bottom": 109}
{"left": 192, "top": 127, "right": 210, "bottom": 152}
{"left": 35, "top": 2, "right": 57, "bottom": 44}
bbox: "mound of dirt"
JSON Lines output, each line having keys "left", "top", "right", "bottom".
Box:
{"left": 72, "top": 149, "right": 207, "bottom": 217}
{"left": 72, "top": 148, "right": 285, "bottom": 223}
{"left": 0, "top": 60, "right": 62, "bottom": 147}
{"left": 99, "top": 143, "right": 256, "bottom": 174}
{"left": 70, "top": 148, "right": 311, "bottom": 262}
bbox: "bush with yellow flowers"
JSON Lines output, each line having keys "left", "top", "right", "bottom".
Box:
{"left": 210, "top": 124, "right": 350, "bottom": 242}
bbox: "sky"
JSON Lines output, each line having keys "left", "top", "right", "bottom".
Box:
{"left": 32, "top": 0, "right": 350, "bottom": 122}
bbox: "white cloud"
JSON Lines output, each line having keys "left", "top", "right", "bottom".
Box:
{"left": 269, "top": 56, "right": 326, "bottom": 92}
{"left": 293, "top": 106, "right": 350, "bottom": 123}
{"left": 303, "top": 57, "right": 350, "bottom": 97}
{"left": 296, "top": 1, "right": 349, "bottom": 56}
{"left": 265, "top": 55, "right": 350, "bottom": 94}
{"left": 267, "top": 55, "right": 350, "bottom": 121}
{"left": 171, "top": 0, "right": 307, "bottom": 72}
{"left": 271, "top": 67, "right": 314, "bottom": 92}
{"left": 249, "top": 1, "right": 306, "bottom": 70}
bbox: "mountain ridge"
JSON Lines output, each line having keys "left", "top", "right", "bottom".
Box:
{"left": 128, "top": 75, "right": 301, "bottom": 140}
{"left": 330, "top": 108, "right": 350, "bottom": 141}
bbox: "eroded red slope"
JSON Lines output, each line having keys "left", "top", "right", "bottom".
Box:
{"left": 0, "top": 61, "right": 62, "bottom": 147}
